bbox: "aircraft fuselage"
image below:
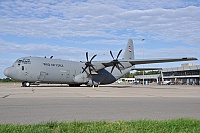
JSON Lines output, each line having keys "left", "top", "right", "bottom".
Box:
{"left": 4, "top": 57, "right": 129, "bottom": 86}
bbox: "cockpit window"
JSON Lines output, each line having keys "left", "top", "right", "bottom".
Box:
{"left": 23, "top": 59, "right": 31, "bottom": 64}
{"left": 13, "top": 58, "right": 31, "bottom": 66}
{"left": 18, "top": 60, "right": 23, "bottom": 64}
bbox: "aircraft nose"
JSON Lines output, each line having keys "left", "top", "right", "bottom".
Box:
{"left": 4, "top": 67, "right": 17, "bottom": 78}
{"left": 4, "top": 67, "right": 10, "bottom": 77}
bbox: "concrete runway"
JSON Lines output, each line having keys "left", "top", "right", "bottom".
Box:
{"left": 0, "top": 83, "right": 200, "bottom": 124}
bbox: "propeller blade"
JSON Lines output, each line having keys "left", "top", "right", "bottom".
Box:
{"left": 118, "top": 62, "right": 125, "bottom": 68}
{"left": 117, "top": 49, "right": 122, "bottom": 59}
{"left": 91, "top": 65, "right": 96, "bottom": 72}
{"left": 116, "top": 64, "right": 122, "bottom": 73}
{"left": 116, "top": 64, "right": 120, "bottom": 70}
{"left": 89, "top": 67, "right": 92, "bottom": 75}
{"left": 110, "top": 51, "right": 114, "bottom": 60}
{"left": 82, "top": 66, "right": 88, "bottom": 73}
{"left": 86, "top": 52, "right": 89, "bottom": 62}
{"left": 111, "top": 65, "right": 115, "bottom": 73}
{"left": 90, "top": 54, "right": 97, "bottom": 62}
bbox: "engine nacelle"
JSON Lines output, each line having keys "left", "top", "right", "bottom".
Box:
{"left": 74, "top": 73, "right": 89, "bottom": 83}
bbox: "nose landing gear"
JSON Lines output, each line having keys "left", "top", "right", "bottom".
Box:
{"left": 22, "top": 81, "right": 30, "bottom": 87}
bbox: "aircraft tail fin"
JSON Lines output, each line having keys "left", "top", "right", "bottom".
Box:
{"left": 123, "top": 39, "right": 134, "bottom": 60}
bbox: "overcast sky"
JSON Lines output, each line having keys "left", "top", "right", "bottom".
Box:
{"left": 0, "top": 0, "right": 200, "bottom": 78}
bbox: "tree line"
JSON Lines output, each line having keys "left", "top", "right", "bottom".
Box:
{"left": 0, "top": 78, "right": 16, "bottom": 82}
{"left": 122, "top": 70, "right": 161, "bottom": 78}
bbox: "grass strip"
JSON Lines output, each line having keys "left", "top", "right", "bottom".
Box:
{"left": 0, "top": 118, "right": 199, "bottom": 133}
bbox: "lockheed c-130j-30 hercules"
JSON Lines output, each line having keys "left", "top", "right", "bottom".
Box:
{"left": 4, "top": 39, "right": 198, "bottom": 87}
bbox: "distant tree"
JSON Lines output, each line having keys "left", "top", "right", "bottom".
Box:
{"left": 146, "top": 70, "right": 161, "bottom": 75}
{"left": 122, "top": 72, "right": 134, "bottom": 78}
{"left": 134, "top": 71, "right": 146, "bottom": 76}
{"left": 0, "top": 78, "right": 15, "bottom": 82}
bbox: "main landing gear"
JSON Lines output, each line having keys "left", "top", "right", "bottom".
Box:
{"left": 22, "top": 81, "right": 31, "bottom": 87}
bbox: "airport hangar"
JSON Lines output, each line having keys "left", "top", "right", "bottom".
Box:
{"left": 134, "top": 64, "right": 200, "bottom": 85}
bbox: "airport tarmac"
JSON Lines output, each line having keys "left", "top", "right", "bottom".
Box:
{"left": 0, "top": 83, "right": 200, "bottom": 124}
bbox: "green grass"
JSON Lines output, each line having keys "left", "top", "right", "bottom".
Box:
{"left": 0, "top": 118, "right": 200, "bottom": 133}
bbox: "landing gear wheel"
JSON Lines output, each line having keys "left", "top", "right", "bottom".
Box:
{"left": 22, "top": 82, "right": 30, "bottom": 87}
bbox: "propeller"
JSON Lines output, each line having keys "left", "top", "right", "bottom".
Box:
{"left": 82, "top": 52, "right": 97, "bottom": 75}
{"left": 82, "top": 52, "right": 97, "bottom": 87}
{"left": 110, "top": 49, "right": 124, "bottom": 73}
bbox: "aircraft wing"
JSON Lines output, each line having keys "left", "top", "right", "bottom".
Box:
{"left": 92, "top": 57, "right": 197, "bottom": 71}
{"left": 128, "top": 57, "right": 197, "bottom": 65}
{"left": 101, "top": 57, "right": 197, "bottom": 67}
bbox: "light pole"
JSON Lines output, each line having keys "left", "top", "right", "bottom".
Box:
{"left": 142, "top": 39, "right": 145, "bottom": 85}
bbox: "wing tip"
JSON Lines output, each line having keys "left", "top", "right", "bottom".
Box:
{"left": 182, "top": 57, "right": 198, "bottom": 60}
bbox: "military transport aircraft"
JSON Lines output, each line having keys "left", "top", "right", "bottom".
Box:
{"left": 4, "top": 39, "right": 197, "bottom": 87}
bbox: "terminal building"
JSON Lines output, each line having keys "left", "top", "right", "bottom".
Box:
{"left": 134, "top": 64, "right": 200, "bottom": 85}
{"left": 135, "top": 74, "right": 162, "bottom": 84}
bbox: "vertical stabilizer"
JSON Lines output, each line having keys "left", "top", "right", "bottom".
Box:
{"left": 123, "top": 39, "right": 134, "bottom": 60}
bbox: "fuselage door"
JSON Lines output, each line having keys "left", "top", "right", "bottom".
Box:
{"left": 21, "top": 66, "right": 28, "bottom": 76}
{"left": 38, "top": 71, "right": 46, "bottom": 81}
{"left": 66, "top": 70, "right": 70, "bottom": 78}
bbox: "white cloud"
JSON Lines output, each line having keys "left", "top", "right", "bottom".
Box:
{"left": 136, "top": 46, "right": 200, "bottom": 58}
{"left": 0, "top": 39, "right": 113, "bottom": 61}
{"left": 0, "top": 0, "right": 199, "bottom": 45}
